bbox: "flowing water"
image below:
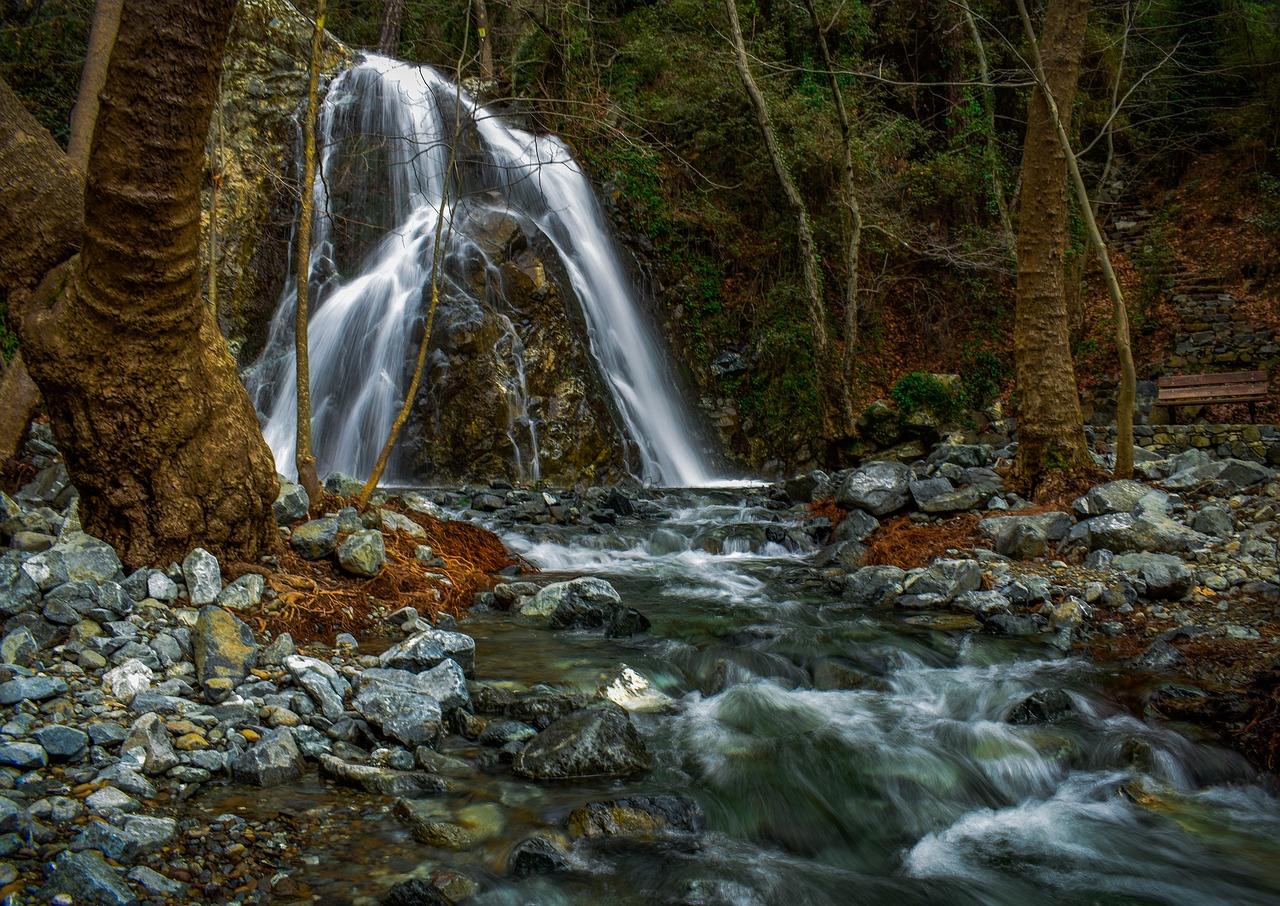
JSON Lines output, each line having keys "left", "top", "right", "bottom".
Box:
{"left": 245, "top": 56, "right": 717, "bottom": 486}
{"left": 221, "top": 491, "right": 1280, "bottom": 905}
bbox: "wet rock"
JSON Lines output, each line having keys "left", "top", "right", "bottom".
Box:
{"left": 32, "top": 725, "right": 89, "bottom": 761}
{"left": 504, "top": 692, "right": 584, "bottom": 730}
{"left": 127, "top": 866, "right": 186, "bottom": 898}
{"left": 318, "top": 754, "right": 450, "bottom": 795}
{"left": 598, "top": 665, "right": 676, "bottom": 712}
{"left": 0, "top": 627, "right": 37, "bottom": 666}
{"left": 230, "top": 726, "right": 306, "bottom": 786}
{"left": 41, "top": 849, "right": 138, "bottom": 906}
{"left": 1191, "top": 505, "right": 1233, "bottom": 537}
{"left": 567, "top": 795, "right": 706, "bottom": 840}
{"left": 832, "top": 508, "right": 878, "bottom": 544}
{"left": 86, "top": 787, "right": 139, "bottom": 814}
{"left": 381, "top": 877, "right": 452, "bottom": 906}
{"left": 274, "top": 479, "right": 310, "bottom": 525}
{"left": 834, "top": 461, "right": 912, "bottom": 516}
{"left": 1132, "top": 638, "right": 1186, "bottom": 672}
{"left": 1065, "top": 511, "right": 1206, "bottom": 554}
{"left": 509, "top": 834, "right": 571, "bottom": 877}
{"left": 102, "top": 659, "right": 153, "bottom": 703}
{"left": 121, "top": 712, "right": 178, "bottom": 776}
{"left": 379, "top": 628, "right": 477, "bottom": 677}
{"left": 283, "top": 654, "right": 350, "bottom": 721}
{"left": 1073, "top": 480, "right": 1152, "bottom": 517}
{"left": 353, "top": 674, "right": 445, "bottom": 748}
{"left": 479, "top": 719, "right": 538, "bottom": 746}
{"left": 0, "top": 675, "right": 67, "bottom": 705}
{"left": 514, "top": 702, "right": 651, "bottom": 779}
{"left": 607, "top": 606, "right": 652, "bottom": 637}
{"left": 1113, "top": 552, "right": 1193, "bottom": 600}
{"left": 216, "top": 573, "right": 264, "bottom": 610}
{"left": 181, "top": 548, "right": 222, "bottom": 605}
{"left": 337, "top": 529, "right": 386, "bottom": 577}
{"left": 813, "top": 540, "right": 869, "bottom": 570}
{"left": 1007, "top": 689, "right": 1077, "bottom": 724}
{"left": 978, "top": 512, "right": 1073, "bottom": 560}
{"left": 290, "top": 516, "right": 340, "bottom": 559}
{"left": 0, "top": 741, "right": 46, "bottom": 768}
{"left": 192, "top": 605, "right": 258, "bottom": 690}
{"left": 903, "top": 559, "right": 982, "bottom": 602}
{"left": 517, "top": 576, "right": 623, "bottom": 630}
{"left": 94, "top": 764, "right": 156, "bottom": 799}
{"left": 0, "top": 554, "right": 40, "bottom": 616}
{"left": 840, "top": 565, "right": 907, "bottom": 607}
{"left": 981, "top": 613, "right": 1049, "bottom": 637}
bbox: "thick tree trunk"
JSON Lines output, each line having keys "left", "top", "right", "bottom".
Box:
{"left": 378, "top": 0, "right": 405, "bottom": 56}
{"left": 1010, "top": 0, "right": 1096, "bottom": 493}
{"left": 0, "top": 353, "right": 39, "bottom": 463}
{"left": 67, "top": 0, "right": 123, "bottom": 170}
{"left": 1016, "top": 0, "right": 1135, "bottom": 479}
{"left": 9, "top": 0, "right": 279, "bottom": 568}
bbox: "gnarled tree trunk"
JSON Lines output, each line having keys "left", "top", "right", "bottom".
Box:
{"left": 1010, "top": 0, "right": 1096, "bottom": 493}
{"left": 3, "top": 0, "right": 279, "bottom": 568}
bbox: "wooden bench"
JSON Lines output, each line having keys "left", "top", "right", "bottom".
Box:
{"left": 1156, "top": 370, "right": 1268, "bottom": 422}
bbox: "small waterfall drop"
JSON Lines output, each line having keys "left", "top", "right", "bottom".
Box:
{"left": 247, "top": 55, "right": 719, "bottom": 486}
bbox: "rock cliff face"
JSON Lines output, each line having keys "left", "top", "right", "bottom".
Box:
{"left": 405, "top": 208, "right": 625, "bottom": 484}
{"left": 202, "top": 0, "right": 349, "bottom": 361}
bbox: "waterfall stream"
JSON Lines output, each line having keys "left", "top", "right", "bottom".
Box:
{"left": 246, "top": 55, "right": 718, "bottom": 486}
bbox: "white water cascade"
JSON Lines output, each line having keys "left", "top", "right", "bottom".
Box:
{"left": 246, "top": 55, "right": 719, "bottom": 486}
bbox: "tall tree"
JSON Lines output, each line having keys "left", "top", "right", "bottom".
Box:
{"left": 294, "top": 0, "right": 327, "bottom": 507}
{"left": 378, "top": 0, "right": 405, "bottom": 55}
{"left": 0, "top": 0, "right": 279, "bottom": 567}
{"left": 723, "top": 0, "right": 850, "bottom": 440}
{"left": 1010, "top": 0, "right": 1096, "bottom": 492}
{"left": 67, "top": 0, "right": 123, "bottom": 171}
{"left": 1016, "top": 0, "right": 1136, "bottom": 479}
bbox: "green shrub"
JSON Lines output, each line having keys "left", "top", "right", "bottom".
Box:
{"left": 890, "top": 371, "right": 965, "bottom": 423}
{"left": 958, "top": 348, "right": 1007, "bottom": 411}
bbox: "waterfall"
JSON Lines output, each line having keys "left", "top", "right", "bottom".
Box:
{"left": 246, "top": 55, "right": 719, "bottom": 487}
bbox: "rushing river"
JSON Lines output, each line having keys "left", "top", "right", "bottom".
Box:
{"left": 216, "top": 490, "right": 1280, "bottom": 905}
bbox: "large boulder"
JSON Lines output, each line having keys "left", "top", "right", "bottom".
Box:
{"left": 1112, "top": 552, "right": 1193, "bottom": 600}
{"left": 839, "top": 565, "right": 907, "bottom": 607}
{"left": 978, "top": 511, "right": 1074, "bottom": 559}
{"left": 353, "top": 673, "right": 445, "bottom": 747}
{"left": 517, "top": 577, "right": 623, "bottom": 630}
{"left": 834, "top": 461, "right": 912, "bottom": 516}
{"left": 379, "top": 628, "right": 476, "bottom": 677}
{"left": 41, "top": 849, "right": 138, "bottom": 906}
{"left": 337, "top": 529, "right": 386, "bottom": 577}
{"left": 1072, "top": 480, "right": 1152, "bottom": 517}
{"left": 513, "top": 702, "right": 651, "bottom": 780}
{"left": 230, "top": 727, "right": 306, "bottom": 787}
{"left": 192, "top": 606, "right": 259, "bottom": 689}
{"left": 1065, "top": 512, "right": 1206, "bottom": 554}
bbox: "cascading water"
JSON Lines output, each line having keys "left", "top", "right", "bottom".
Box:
{"left": 246, "top": 55, "right": 718, "bottom": 486}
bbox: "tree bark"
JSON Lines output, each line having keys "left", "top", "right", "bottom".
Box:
{"left": 1016, "top": 0, "right": 1135, "bottom": 479}
{"left": 0, "top": 353, "right": 39, "bottom": 463}
{"left": 294, "top": 0, "right": 326, "bottom": 508}
{"left": 474, "top": 0, "right": 494, "bottom": 80}
{"left": 7, "top": 0, "right": 279, "bottom": 568}
{"left": 67, "top": 0, "right": 123, "bottom": 171}
{"left": 1010, "top": 0, "right": 1096, "bottom": 493}
{"left": 378, "top": 0, "right": 405, "bottom": 56}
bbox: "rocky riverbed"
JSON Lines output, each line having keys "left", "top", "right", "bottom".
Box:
{"left": 1, "top": 431, "right": 1280, "bottom": 904}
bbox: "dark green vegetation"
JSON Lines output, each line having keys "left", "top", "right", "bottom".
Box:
{"left": 4, "top": 0, "right": 1279, "bottom": 467}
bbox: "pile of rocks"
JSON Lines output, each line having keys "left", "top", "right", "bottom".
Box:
{"left": 0, "top": 467, "right": 676, "bottom": 904}
{"left": 781, "top": 445, "right": 1279, "bottom": 669}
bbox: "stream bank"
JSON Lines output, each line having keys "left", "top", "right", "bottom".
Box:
{"left": 1, "top": 435, "right": 1280, "bottom": 904}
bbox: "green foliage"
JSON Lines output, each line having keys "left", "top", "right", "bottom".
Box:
{"left": 1131, "top": 215, "right": 1177, "bottom": 327}
{"left": 1251, "top": 170, "right": 1280, "bottom": 244}
{"left": 731, "top": 282, "right": 821, "bottom": 448}
{"left": 0, "top": 0, "right": 94, "bottom": 146}
{"left": 958, "top": 347, "right": 1007, "bottom": 411}
{"left": 890, "top": 371, "right": 965, "bottom": 423}
{"left": 0, "top": 300, "right": 17, "bottom": 364}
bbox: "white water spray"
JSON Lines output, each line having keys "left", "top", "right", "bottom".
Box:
{"left": 247, "top": 56, "right": 719, "bottom": 486}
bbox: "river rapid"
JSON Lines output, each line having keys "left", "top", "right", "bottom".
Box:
{"left": 213, "top": 489, "right": 1280, "bottom": 905}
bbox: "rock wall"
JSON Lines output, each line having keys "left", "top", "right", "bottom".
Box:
{"left": 201, "top": 0, "right": 349, "bottom": 360}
